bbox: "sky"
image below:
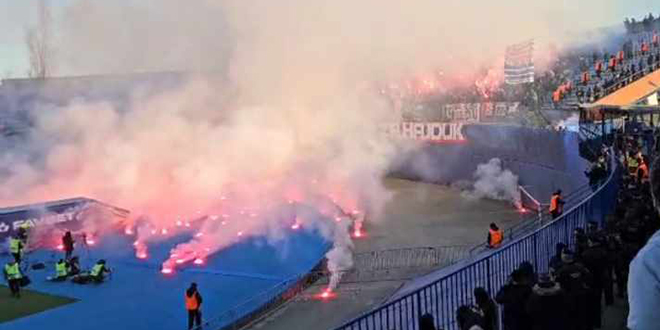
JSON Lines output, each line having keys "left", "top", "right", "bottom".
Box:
{"left": 1, "top": 0, "right": 660, "bottom": 79}
{"left": 0, "top": 0, "right": 75, "bottom": 78}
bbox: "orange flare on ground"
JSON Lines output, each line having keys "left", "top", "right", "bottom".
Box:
{"left": 237, "top": 231, "right": 243, "bottom": 237}
{"left": 291, "top": 223, "right": 300, "bottom": 230}
{"left": 161, "top": 228, "right": 168, "bottom": 235}
{"left": 194, "top": 258, "right": 204, "bottom": 265}
{"left": 176, "top": 221, "right": 183, "bottom": 226}
{"left": 161, "top": 267, "right": 173, "bottom": 274}
{"left": 57, "top": 244, "right": 64, "bottom": 250}
{"left": 125, "top": 227, "right": 133, "bottom": 235}
{"left": 137, "top": 252, "right": 148, "bottom": 259}
{"left": 316, "top": 288, "right": 336, "bottom": 300}
{"left": 176, "top": 259, "right": 185, "bottom": 264}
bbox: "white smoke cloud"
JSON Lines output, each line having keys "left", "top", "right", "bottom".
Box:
{"left": 1, "top": 0, "right": 646, "bottom": 280}
{"left": 555, "top": 113, "right": 580, "bottom": 132}
{"left": 462, "top": 158, "right": 520, "bottom": 206}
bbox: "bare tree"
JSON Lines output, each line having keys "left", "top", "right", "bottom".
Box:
{"left": 25, "top": 0, "right": 54, "bottom": 79}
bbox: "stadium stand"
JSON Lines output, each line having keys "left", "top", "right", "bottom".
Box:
{"left": 552, "top": 24, "right": 660, "bottom": 108}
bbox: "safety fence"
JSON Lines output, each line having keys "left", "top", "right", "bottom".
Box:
{"left": 353, "top": 246, "right": 471, "bottom": 272}
{"left": 192, "top": 259, "right": 327, "bottom": 330}
{"left": 469, "top": 179, "right": 602, "bottom": 255}
{"left": 311, "top": 245, "right": 472, "bottom": 285}
{"left": 333, "top": 154, "right": 621, "bottom": 330}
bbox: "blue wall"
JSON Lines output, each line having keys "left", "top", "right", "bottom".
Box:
{"left": 390, "top": 124, "right": 590, "bottom": 203}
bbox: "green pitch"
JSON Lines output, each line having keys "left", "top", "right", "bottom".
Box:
{"left": 0, "top": 285, "right": 76, "bottom": 323}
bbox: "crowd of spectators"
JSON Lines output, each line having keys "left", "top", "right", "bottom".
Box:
{"left": 624, "top": 14, "right": 660, "bottom": 35}
{"left": 553, "top": 19, "right": 660, "bottom": 107}
{"left": 391, "top": 15, "right": 660, "bottom": 116}
{"left": 418, "top": 126, "right": 658, "bottom": 330}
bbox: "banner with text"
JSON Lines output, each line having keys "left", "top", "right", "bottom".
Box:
{"left": 504, "top": 40, "right": 535, "bottom": 85}
{"left": 403, "top": 102, "right": 521, "bottom": 123}
{"left": 0, "top": 198, "right": 129, "bottom": 242}
{"left": 384, "top": 122, "right": 467, "bottom": 143}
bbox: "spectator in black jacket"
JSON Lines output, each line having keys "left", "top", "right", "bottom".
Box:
{"left": 574, "top": 228, "right": 589, "bottom": 257}
{"left": 549, "top": 243, "right": 567, "bottom": 277}
{"left": 526, "top": 274, "right": 569, "bottom": 330}
{"left": 495, "top": 269, "right": 532, "bottom": 330}
{"left": 419, "top": 313, "right": 438, "bottom": 330}
{"left": 581, "top": 236, "right": 613, "bottom": 328}
{"left": 556, "top": 251, "right": 592, "bottom": 330}
{"left": 456, "top": 305, "right": 485, "bottom": 330}
{"left": 474, "top": 287, "right": 498, "bottom": 330}
{"left": 518, "top": 261, "right": 536, "bottom": 286}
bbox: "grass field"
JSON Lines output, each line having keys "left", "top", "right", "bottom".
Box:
{"left": 0, "top": 285, "right": 76, "bottom": 323}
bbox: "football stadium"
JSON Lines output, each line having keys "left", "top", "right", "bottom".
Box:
{"left": 2, "top": 2, "right": 660, "bottom": 330}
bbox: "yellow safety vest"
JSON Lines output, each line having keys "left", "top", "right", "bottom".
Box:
{"left": 9, "top": 238, "right": 21, "bottom": 254}
{"left": 629, "top": 157, "right": 639, "bottom": 168}
{"left": 56, "top": 262, "right": 68, "bottom": 277}
{"left": 90, "top": 264, "right": 104, "bottom": 277}
{"left": 4, "top": 263, "right": 21, "bottom": 280}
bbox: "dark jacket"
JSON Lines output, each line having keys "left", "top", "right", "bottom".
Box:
{"left": 548, "top": 256, "right": 563, "bottom": 277}
{"left": 495, "top": 283, "right": 532, "bottom": 330}
{"left": 457, "top": 305, "right": 486, "bottom": 330}
{"left": 526, "top": 283, "right": 569, "bottom": 330}
{"left": 476, "top": 299, "right": 499, "bottom": 330}
{"left": 581, "top": 244, "right": 611, "bottom": 289}
{"left": 556, "top": 262, "right": 591, "bottom": 330}
{"left": 63, "top": 234, "right": 74, "bottom": 251}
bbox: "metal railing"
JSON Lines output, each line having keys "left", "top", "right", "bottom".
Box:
{"left": 309, "top": 246, "right": 473, "bottom": 285}
{"left": 353, "top": 246, "right": 471, "bottom": 272}
{"left": 192, "top": 261, "right": 326, "bottom": 330}
{"left": 468, "top": 179, "right": 600, "bottom": 255}
{"left": 333, "top": 154, "right": 621, "bottom": 330}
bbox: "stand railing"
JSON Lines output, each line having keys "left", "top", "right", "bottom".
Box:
{"left": 333, "top": 154, "right": 620, "bottom": 330}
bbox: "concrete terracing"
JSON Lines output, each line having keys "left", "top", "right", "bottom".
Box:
{"left": 244, "top": 178, "right": 524, "bottom": 330}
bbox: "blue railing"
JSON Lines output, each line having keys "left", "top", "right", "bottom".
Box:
{"left": 334, "top": 155, "right": 621, "bottom": 330}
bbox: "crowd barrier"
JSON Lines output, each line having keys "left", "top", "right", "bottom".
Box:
{"left": 333, "top": 154, "right": 621, "bottom": 330}
{"left": 193, "top": 257, "right": 329, "bottom": 330}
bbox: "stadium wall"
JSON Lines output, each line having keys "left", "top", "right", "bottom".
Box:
{"left": 389, "top": 124, "right": 590, "bottom": 204}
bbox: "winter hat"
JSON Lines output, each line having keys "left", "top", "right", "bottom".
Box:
{"left": 537, "top": 273, "right": 555, "bottom": 289}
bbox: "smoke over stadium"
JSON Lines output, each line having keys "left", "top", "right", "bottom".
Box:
{"left": 0, "top": 0, "right": 649, "bottom": 299}
{"left": 2, "top": 0, "right": 660, "bottom": 329}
